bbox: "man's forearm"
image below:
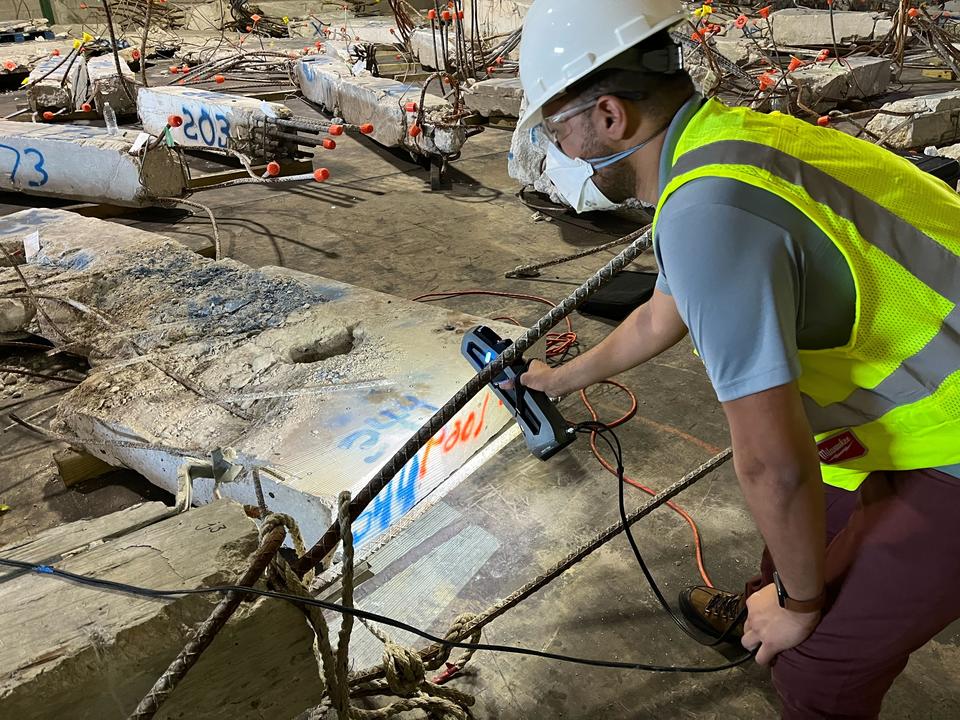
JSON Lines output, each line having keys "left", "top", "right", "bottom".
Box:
{"left": 552, "top": 291, "right": 687, "bottom": 395}
{"left": 736, "top": 456, "right": 826, "bottom": 602}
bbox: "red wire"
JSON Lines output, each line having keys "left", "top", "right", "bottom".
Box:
{"left": 413, "top": 290, "right": 577, "bottom": 358}
{"left": 414, "top": 289, "right": 713, "bottom": 587}
{"left": 579, "top": 382, "right": 714, "bottom": 588}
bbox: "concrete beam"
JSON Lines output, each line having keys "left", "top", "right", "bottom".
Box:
{"left": 0, "top": 500, "right": 324, "bottom": 720}
{"left": 85, "top": 53, "right": 137, "bottom": 116}
{"left": 769, "top": 8, "right": 894, "bottom": 46}
{"left": 296, "top": 47, "right": 465, "bottom": 156}
{"left": 27, "top": 52, "right": 87, "bottom": 111}
{"left": 464, "top": 76, "right": 522, "bottom": 118}
{"left": 791, "top": 56, "right": 891, "bottom": 112}
{"left": 1, "top": 208, "right": 518, "bottom": 553}
{"left": 138, "top": 86, "right": 294, "bottom": 159}
{"left": 865, "top": 90, "right": 960, "bottom": 149}
{"left": 0, "top": 121, "right": 186, "bottom": 206}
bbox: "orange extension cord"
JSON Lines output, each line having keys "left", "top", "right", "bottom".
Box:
{"left": 414, "top": 289, "right": 714, "bottom": 588}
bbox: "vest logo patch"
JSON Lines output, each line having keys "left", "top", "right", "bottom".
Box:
{"left": 817, "top": 430, "right": 867, "bottom": 465}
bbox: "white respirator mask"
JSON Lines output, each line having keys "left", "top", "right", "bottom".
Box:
{"left": 543, "top": 133, "right": 661, "bottom": 214}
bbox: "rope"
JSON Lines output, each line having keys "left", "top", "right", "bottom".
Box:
{"left": 294, "top": 225, "right": 653, "bottom": 576}
{"left": 504, "top": 226, "right": 651, "bottom": 278}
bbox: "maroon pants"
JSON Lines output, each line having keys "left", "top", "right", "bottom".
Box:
{"left": 746, "top": 468, "right": 960, "bottom": 719}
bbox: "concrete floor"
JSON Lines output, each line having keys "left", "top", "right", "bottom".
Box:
{"left": 1, "top": 106, "right": 959, "bottom": 718}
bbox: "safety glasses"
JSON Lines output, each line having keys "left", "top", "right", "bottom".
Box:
{"left": 540, "top": 96, "right": 598, "bottom": 146}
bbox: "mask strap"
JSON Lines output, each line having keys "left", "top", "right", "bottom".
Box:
{"left": 586, "top": 121, "right": 671, "bottom": 170}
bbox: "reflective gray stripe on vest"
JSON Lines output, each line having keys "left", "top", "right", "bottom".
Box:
{"left": 669, "top": 139, "right": 960, "bottom": 433}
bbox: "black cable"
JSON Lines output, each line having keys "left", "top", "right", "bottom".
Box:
{"left": 0, "top": 553, "right": 752, "bottom": 673}
{"left": 573, "top": 421, "right": 750, "bottom": 652}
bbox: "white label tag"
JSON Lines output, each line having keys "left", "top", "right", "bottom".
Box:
{"left": 23, "top": 230, "right": 40, "bottom": 262}
{"left": 128, "top": 132, "right": 150, "bottom": 154}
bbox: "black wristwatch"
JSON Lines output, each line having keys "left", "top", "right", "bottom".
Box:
{"left": 772, "top": 571, "right": 825, "bottom": 613}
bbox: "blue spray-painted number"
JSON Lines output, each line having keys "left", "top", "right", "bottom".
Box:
{"left": 180, "top": 106, "right": 231, "bottom": 148}
{"left": 0, "top": 144, "right": 48, "bottom": 187}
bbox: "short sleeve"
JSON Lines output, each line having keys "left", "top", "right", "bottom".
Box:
{"left": 656, "top": 186, "right": 803, "bottom": 402}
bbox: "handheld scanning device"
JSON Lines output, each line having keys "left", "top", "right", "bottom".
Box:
{"left": 461, "top": 325, "right": 576, "bottom": 460}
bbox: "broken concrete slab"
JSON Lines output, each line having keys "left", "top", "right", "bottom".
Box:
{"left": 0, "top": 38, "right": 73, "bottom": 76}
{"left": 0, "top": 208, "right": 518, "bottom": 553}
{"left": 465, "top": 76, "right": 522, "bottom": 118}
{"left": 0, "top": 121, "right": 186, "bottom": 206}
{"left": 0, "top": 500, "right": 325, "bottom": 720}
{"left": 85, "top": 53, "right": 138, "bottom": 116}
{"left": 27, "top": 51, "right": 88, "bottom": 112}
{"left": 296, "top": 48, "right": 466, "bottom": 156}
{"left": 138, "top": 86, "right": 294, "bottom": 158}
{"left": 792, "top": 56, "right": 891, "bottom": 111}
{"left": 865, "top": 90, "right": 960, "bottom": 149}
{"left": 769, "top": 8, "right": 894, "bottom": 46}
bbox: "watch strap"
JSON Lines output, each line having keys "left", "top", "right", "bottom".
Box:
{"left": 773, "top": 571, "right": 825, "bottom": 613}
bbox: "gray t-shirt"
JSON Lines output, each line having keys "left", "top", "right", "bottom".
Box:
{"left": 652, "top": 95, "right": 960, "bottom": 477}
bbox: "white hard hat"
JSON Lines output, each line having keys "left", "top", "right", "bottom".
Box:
{"left": 517, "top": 0, "right": 688, "bottom": 132}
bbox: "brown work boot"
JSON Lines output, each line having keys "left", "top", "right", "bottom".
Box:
{"left": 678, "top": 586, "right": 746, "bottom": 641}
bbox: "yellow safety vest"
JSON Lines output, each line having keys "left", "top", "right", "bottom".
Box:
{"left": 653, "top": 98, "right": 960, "bottom": 490}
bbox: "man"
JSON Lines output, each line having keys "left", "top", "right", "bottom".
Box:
{"left": 514, "top": 1, "right": 960, "bottom": 718}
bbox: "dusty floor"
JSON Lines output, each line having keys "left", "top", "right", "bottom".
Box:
{"left": 1, "top": 106, "right": 958, "bottom": 718}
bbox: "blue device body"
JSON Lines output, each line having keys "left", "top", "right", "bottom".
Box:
{"left": 461, "top": 325, "right": 575, "bottom": 461}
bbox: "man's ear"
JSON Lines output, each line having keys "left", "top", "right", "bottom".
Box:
{"left": 592, "top": 95, "right": 634, "bottom": 142}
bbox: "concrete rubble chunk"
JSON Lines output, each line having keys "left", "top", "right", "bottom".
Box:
{"left": 0, "top": 121, "right": 186, "bottom": 206}
{"left": 138, "top": 86, "right": 294, "bottom": 158}
{"left": 791, "top": 56, "right": 891, "bottom": 111}
{"left": 0, "top": 208, "right": 517, "bottom": 553}
{"left": 85, "top": 54, "right": 138, "bottom": 116}
{"left": 0, "top": 297, "right": 35, "bottom": 333}
{"left": 865, "top": 90, "right": 960, "bottom": 149}
{"left": 465, "top": 77, "right": 523, "bottom": 118}
{"left": 0, "top": 500, "right": 325, "bottom": 720}
{"left": 27, "top": 52, "right": 88, "bottom": 112}
{"left": 769, "top": 8, "right": 894, "bottom": 46}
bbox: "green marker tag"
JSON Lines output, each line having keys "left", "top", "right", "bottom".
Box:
{"left": 164, "top": 127, "right": 174, "bottom": 147}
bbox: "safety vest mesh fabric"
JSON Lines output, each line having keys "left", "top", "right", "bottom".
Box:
{"left": 652, "top": 98, "right": 960, "bottom": 490}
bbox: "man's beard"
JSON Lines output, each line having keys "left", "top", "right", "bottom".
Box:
{"left": 580, "top": 132, "right": 638, "bottom": 205}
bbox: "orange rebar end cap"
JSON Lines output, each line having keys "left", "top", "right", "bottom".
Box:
{"left": 817, "top": 116, "right": 830, "bottom": 126}
{"left": 787, "top": 56, "right": 803, "bottom": 72}
{"left": 404, "top": 101, "right": 417, "bottom": 112}
{"left": 169, "top": 65, "right": 179, "bottom": 73}
{"left": 168, "top": 114, "right": 183, "bottom": 127}
{"left": 214, "top": 74, "right": 225, "bottom": 83}
{"left": 328, "top": 124, "right": 344, "bottom": 136}
{"left": 908, "top": 7, "right": 919, "bottom": 17}
{"left": 408, "top": 124, "right": 422, "bottom": 137}
{"left": 2, "top": 60, "right": 15, "bottom": 70}
{"left": 51, "top": 49, "right": 60, "bottom": 56}
{"left": 322, "top": 138, "right": 336, "bottom": 150}
{"left": 181, "top": 64, "right": 190, "bottom": 73}
{"left": 427, "top": 8, "right": 436, "bottom": 19}
{"left": 359, "top": 123, "right": 374, "bottom": 134}
{"left": 266, "top": 161, "right": 281, "bottom": 176}
{"left": 42, "top": 111, "right": 54, "bottom": 120}
{"left": 487, "top": 65, "right": 495, "bottom": 74}
{"left": 132, "top": 49, "right": 141, "bottom": 60}
{"left": 81, "top": 102, "right": 92, "bottom": 112}
{"left": 315, "top": 40, "right": 323, "bottom": 48}
{"left": 313, "top": 167, "right": 330, "bottom": 182}
{"left": 441, "top": 9, "right": 452, "bottom": 21}
{"left": 251, "top": 13, "right": 261, "bottom": 21}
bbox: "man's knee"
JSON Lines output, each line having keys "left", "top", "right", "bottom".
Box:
{"left": 771, "top": 647, "right": 904, "bottom": 720}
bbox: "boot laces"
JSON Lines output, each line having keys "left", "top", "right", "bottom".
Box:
{"left": 705, "top": 591, "right": 742, "bottom": 620}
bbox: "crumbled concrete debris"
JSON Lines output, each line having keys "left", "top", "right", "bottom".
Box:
{"left": 0, "top": 298, "right": 35, "bottom": 334}
{"left": 866, "top": 90, "right": 960, "bottom": 149}
{"left": 769, "top": 8, "right": 894, "bottom": 46}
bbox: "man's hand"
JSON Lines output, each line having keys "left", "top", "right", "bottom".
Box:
{"left": 741, "top": 584, "right": 821, "bottom": 666}
{"left": 517, "top": 359, "right": 569, "bottom": 398}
